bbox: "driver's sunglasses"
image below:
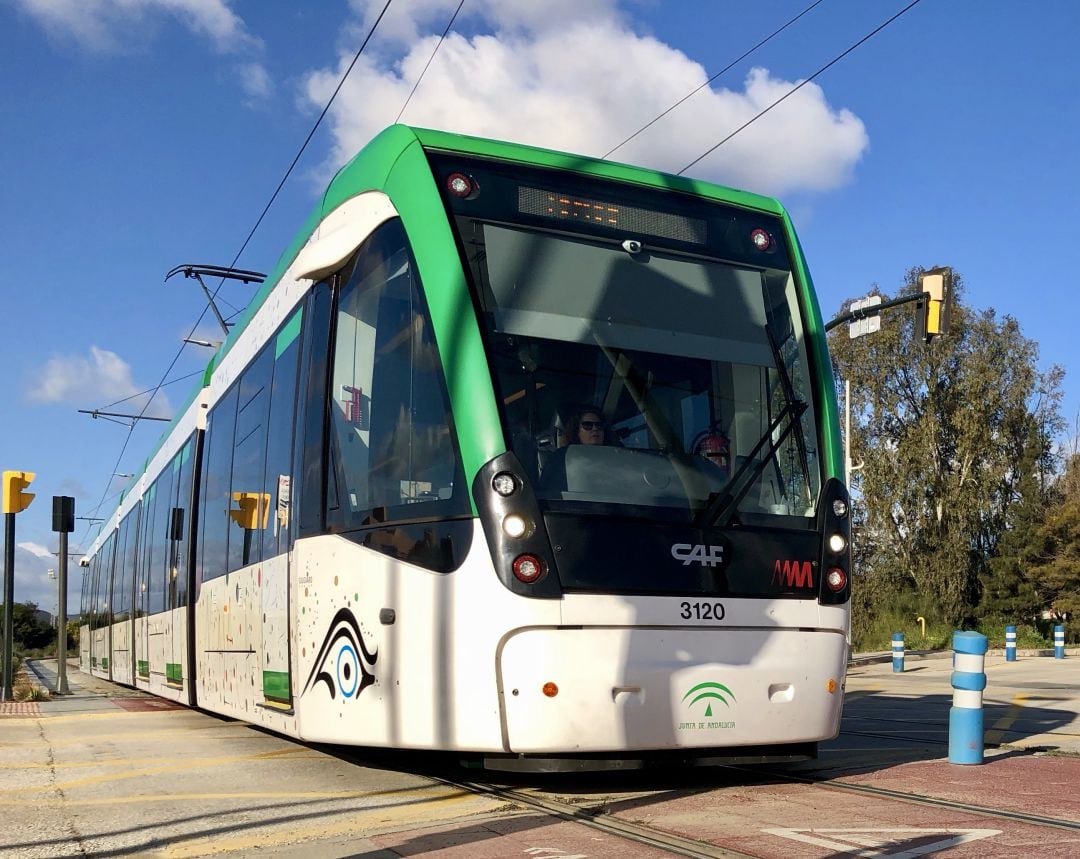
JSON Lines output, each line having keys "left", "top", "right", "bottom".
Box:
{"left": 580, "top": 420, "right": 605, "bottom": 430}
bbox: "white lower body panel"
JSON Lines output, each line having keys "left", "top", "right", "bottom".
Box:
{"left": 498, "top": 627, "right": 847, "bottom": 753}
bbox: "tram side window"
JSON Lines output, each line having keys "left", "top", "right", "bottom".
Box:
{"left": 96, "top": 533, "right": 116, "bottom": 626}
{"left": 169, "top": 438, "right": 196, "bottom": 609}
{"left": 327, "top": 219, "right": 469, "bottom": 532}
{"left": 227, "top": 344, "right": 273, "bottom": 573}
{"left": 136, "top": 483, "right": 155, "bottom": 618}
{"left": 151, "top": 465, "right": 177, "bottom": 613}
{"left": 261, "top": 309, "right": 303, "bottom": 561}
{"left": 80, "top": 568, "right": 88, "bottom": 623}
{"left": 198, "top": 386, "right": 239, "bottom": 582}
{"left": 110, "top": 518, "right": 128, "bottom": 622}
{"left": 111, "top": 508, "right": 139, "bottom": 623}
{"left": 87, "top": 553, "right": 99, "bottom": 629}
{"left": 94, "top": 550, "right": 105, "bottom": 628}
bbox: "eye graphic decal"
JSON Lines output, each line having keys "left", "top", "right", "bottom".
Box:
{"left": 303, "top": 608, "right": 378, "bottom": 700}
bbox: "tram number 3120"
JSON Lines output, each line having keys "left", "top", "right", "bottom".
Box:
{"left": 679, "top": 601, "right": 726, "bottom": 621}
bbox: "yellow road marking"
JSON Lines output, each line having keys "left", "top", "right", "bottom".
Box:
{"left": 158, "top": 790, "right": 499, "bottom": 858}
{"left": 0, "top": 785, "right": 467, "bottom": 808}
{"left": 3, "top": 729, "right": 267, "bottom": 751}
{"left": 0, "top": 747, "right": 331, "bottom": 795}
{"left": 5, "top": 748, "right": 317, "bottom": 770}
{"left": 985, "top": 693, "right": 1027, "bottom": 744}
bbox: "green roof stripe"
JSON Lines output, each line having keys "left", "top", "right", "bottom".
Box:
{"left": 275, "top": 307, "right": 303, "bottom": 360}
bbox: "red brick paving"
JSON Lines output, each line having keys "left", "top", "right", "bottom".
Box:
{"left": 111, "top": 697, "right": 186, "bottom": 712}
{"left": 0, "top": 701, "right": 41, "bottom": 717}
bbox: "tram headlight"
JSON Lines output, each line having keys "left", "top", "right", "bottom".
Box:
{"left": 513, "top": 554, "right": 545, "bottom": 583}
{"left": 818, "top": 477, "right": 850, "bottom": 605}
{"left": 475, "top": 451, "right": 561, "bottom": 599}
{"left": 492, "top": 472, "right": 518, "bottom": 497}
{"left": 825, "top": 567, "right": 847, "bottom": 592}
{"left": 446, "top": 172, "right": 479, "bottom": 199}
{"left": 502, "top": 514, "right": 531, "bottom": 539}
{"left": 750, "top": 228, "right": 772, "bottom": 251}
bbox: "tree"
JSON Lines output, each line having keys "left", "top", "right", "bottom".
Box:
{"left": 829, "top": 267, "right": 1063, "bottom": 629}
{"left": 1025, "top": 453, "right": 1080, "bottom": 633}
{"left": 9, "top": 602, "right": 56, "bottom": 651}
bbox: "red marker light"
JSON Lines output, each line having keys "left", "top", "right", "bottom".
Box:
{"left": 446, "top": 172, "right": 475, "bottom": 198}
{"left": 512, "top": 554, "right": 544, "bottom": 583}
{"left": 542, "top": 682, "right": 559, "bottom": 698}
{"left": 750, "top": 228, "right": 771, "bottom": 251}
{"left": 825, "top": 567, "right": 847, "bottom": 592}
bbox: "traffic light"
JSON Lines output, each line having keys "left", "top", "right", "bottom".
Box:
{"left": 2, "top": 470, "right": 36, "bottom": 513}
{"left": 53, "top": 495, "right": 75, "bottom": 533}
{"left": 918, "top": 267, "right": 953, "bottom": 344}
{"left": 229, "top": 491, "right": 271, "bottom": 530}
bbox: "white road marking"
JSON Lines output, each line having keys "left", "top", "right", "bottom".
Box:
{"left": 762, "top": 827, "right": 1000, "bottom": 857}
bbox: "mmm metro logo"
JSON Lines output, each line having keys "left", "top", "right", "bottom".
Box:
{"left": 681, "top": 681, "right": 736, "bottom": 717}
{"left": 772, "top": 559, "right": 814, "bottom": 588}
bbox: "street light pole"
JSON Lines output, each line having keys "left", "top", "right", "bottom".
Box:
{"left": 844, "top": 379, "right": 864, "bottom": 490}
{"left": 52, "top": 497, "right": 74, "bottom": 695}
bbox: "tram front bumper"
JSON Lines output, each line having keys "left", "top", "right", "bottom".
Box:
{"left": 497, "top": 626, "right": 846, "bottom": 754}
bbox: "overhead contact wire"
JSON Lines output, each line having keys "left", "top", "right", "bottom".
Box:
{"left": 678, "top": 0, "right": 924, "bottom": 175}
{"left": 395, "top": 0, "right": 466, "bottom": 124}
{"left": 603, "top": 0, "right": 828, "bottom": 159}
{"left": 83, "top": 0, "right": 395, "bottom": 546}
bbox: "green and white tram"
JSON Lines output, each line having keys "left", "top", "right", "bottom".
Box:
{"left": 80, "top": 125, "right": 850, "bottom": 767}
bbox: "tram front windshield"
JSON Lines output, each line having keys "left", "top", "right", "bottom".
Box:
{"left": 439, "top": 157, "right": 822, "bottom": 526}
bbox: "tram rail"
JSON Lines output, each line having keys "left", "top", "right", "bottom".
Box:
{"left": 723, "top": 764, "right": 1080, "bottom": 834}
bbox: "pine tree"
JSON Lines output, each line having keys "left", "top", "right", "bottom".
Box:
{"left": 828, "top": 267, "right": 1062, "bottom": 628}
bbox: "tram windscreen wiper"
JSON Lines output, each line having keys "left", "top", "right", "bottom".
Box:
{"left": 764, "top": 320, "right": 813, "bottom": 509}
{"left": 695, "top": 399, "right": 808, "bottom": 529}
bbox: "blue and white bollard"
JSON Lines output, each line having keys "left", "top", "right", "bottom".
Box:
{"left": 949, "top": 630, "right": 987, "bottom": 765}
{"left": 892, "top": 632, "right": 905, "bottom": 672}
{"left": 1005, "top": 625, "right": 1017, "bottom": 662}
{"left": 1055, "top": 624, "right": 1066, "bottom": 659}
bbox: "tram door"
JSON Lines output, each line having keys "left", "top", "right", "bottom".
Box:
{"left": 166, "top": 439, "right": 196, "bottom": 694}
{"left": 166, "top": 506, "right": 186, "bottom": 691}
{"left": 133, "top": 497, "right": 151, "bottom": 688}
{"left": 132, "top": 538, "right": 150, "bottom": 691}
{"left": 257, "top": 308, "right": 303, "bottom": 710}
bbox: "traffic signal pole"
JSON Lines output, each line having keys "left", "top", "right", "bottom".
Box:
{"left": 2, "top": 470, "right": 37, "bottom": 701}
{"left": 825, "top": 290, "right": 931, "bottom": 333}
{"left": 825, "top": 267, "right": 953, "bottom": 342}
{"left": 3, "top": 512, "right": 15, "bottom": 701}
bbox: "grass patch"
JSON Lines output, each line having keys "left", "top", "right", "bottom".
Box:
{"left": 853, "top": 609, "right": 1053, "bottom": 652}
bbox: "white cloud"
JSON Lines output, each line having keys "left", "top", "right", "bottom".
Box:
{"left": 17, "top": 542, "right": 54, "bottom": 561}
{"left": 13, "top": 0, "right": 260, "bottom": 53}
{"left": 13, "top": 543, "right": 57, "bottom": 610}
{"left": 238, "top": 61, "right": 273, "bottom": 101}
{"left": 25, "top": 346, "right": 172, "bottom": 419}
{"left": 11, "top": 543, "right": 85, "bottom": 614}
{"left": 302, "top": 5, "right": 867, "bottom": 196}
{"left": 347, "top": 0, "right": 621, "bottom": 46}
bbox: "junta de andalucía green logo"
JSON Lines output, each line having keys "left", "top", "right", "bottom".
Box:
{"left": 681, "top": 681, "right": 736, "bottom": 717}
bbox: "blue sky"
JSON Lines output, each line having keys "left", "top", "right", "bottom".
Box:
{"left": 3, "top": 0, "right": 1079, "bottom": 613}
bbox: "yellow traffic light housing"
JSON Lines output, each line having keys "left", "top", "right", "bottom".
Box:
{"left": 229, "top": 491, "right": 271, "bottom": 530}
{"left": 2, "top": 470, "right": 36, "bottom": 514}
{"left": 919, "top": 267, "right": 953, "bottom": 344}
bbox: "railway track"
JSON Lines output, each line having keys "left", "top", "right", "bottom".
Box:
{"left": 434, "top": 775, "right": 756, "bottom": 859}
{"left": 724, "top": 764, "right": 1080, "bottom": 834}
{"left": 332, "top": 741, "right": 1078, "bottom": 859}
